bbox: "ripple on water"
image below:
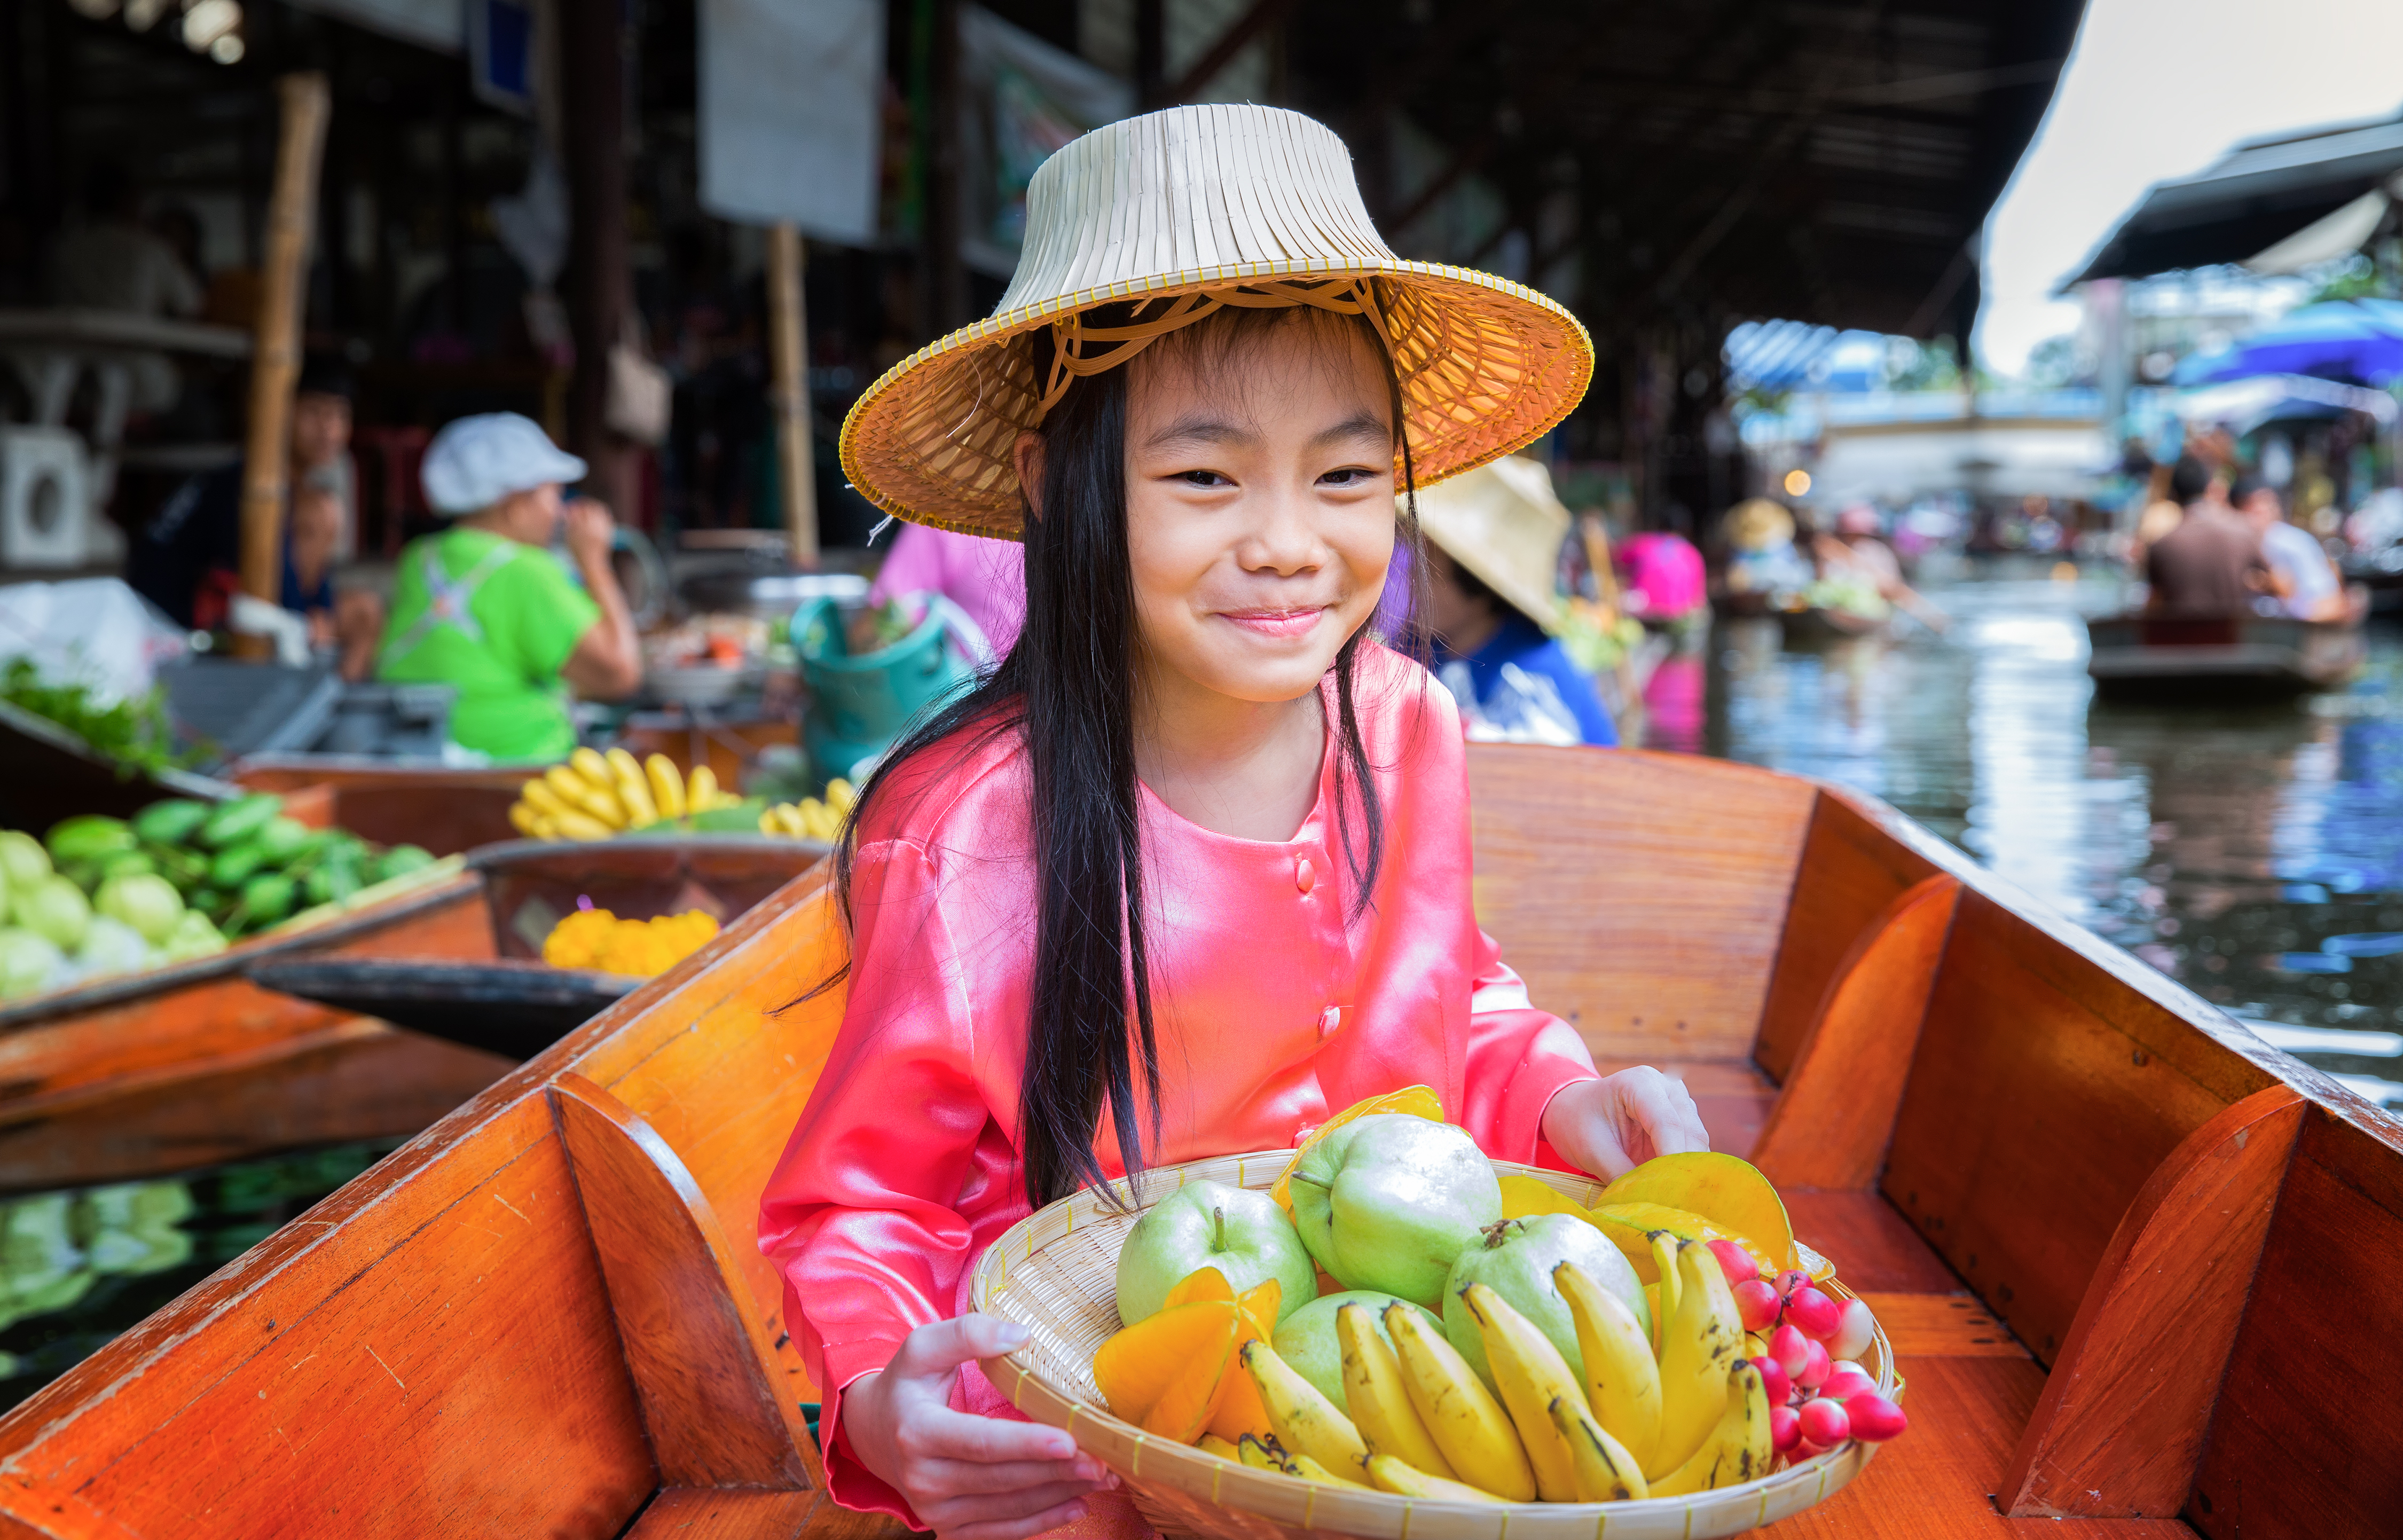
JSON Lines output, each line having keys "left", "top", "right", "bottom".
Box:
{"left": 1662, "top": 563, "right": 2403, "bottom": 1109}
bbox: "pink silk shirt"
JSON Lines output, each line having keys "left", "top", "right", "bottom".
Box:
{"left": 757, "top": 645, "right": 1601, "bottom": 1522}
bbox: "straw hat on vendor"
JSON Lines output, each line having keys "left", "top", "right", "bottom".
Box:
{"left": 1416, "top": 454, "right": 1620, "bottom": 745}
{"left": 767, "top": 106, "right": 1703, "bottom": 1539}
{"left": 837, "top": 105, "right": 1592, "bottom": 534}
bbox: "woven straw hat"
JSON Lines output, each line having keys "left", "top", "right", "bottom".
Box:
{"left": 1412, "top": 454, "right": 1569, "bottom": 634}
{"left": 839, "top": 104, "right": 1593, "bottom": 538}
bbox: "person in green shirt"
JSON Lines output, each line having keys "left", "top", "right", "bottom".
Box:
{"left": 376, "top": 413, "right": 642, "bottom": 762}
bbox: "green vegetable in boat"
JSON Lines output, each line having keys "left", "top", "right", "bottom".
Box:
{"left": 130, "top": 799, "right": 212, "bottom": 846}
{"left": 0, "top": 832, "right": 50, "bottom": 894}
{"left": 44, "top": 816, "right": 134, "bottom": 866}
{"left": 0, "top": 930, "right": 62, "bottom": 1000}
{"left": 159, "top": 909, "right": 227, "bottom": 962}
{"left": 96, "top": 873, "right": 184, "bottom": 946}
{"left": 97, "top": 850, "right": 157, "bottom": 882}
{"left": 208, "top": 843, "right": 269, "bottom": 890}
{"left": 76, "top": 915, "right": 151, "bottom": 977}
{"left": 373, "top": 845, "right": 436, "bottom": 882}
{"left": 197, "top": 795, "right": 280, "bottom": 851}
{"left": 254, "top": 816, "right": 314, "bottom": 865}
{"left": 238, "top": 873, "right": 296, "bottom": 927}
{"left": 11, "top": 875, "right": 90, "bottom": 952}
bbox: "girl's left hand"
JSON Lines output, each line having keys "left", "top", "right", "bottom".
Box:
{"left": 1542, "top": 1068, "right": 1710, "bottom": 1180}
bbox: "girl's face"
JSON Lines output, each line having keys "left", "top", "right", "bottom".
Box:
{"left": 1119, "top": 319, "right": 1396, "bottom": 709}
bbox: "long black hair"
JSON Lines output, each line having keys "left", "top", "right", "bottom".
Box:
{"left": 827, "top": 297, "right": 1425, "bottom": 1209}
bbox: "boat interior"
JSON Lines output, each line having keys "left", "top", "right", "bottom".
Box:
{"left": 0, "top": 744, "right": 2391, "bottom": 1539}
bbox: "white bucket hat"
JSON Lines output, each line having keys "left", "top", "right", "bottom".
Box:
{"left": 420, "top": 412, "right": 590, "bottom": 516}
{"left": 1411, "top": 454, "right": 1570, "bottom": 634}
{"left": 839, "top": 104, "right": 1593, "bottom": 538}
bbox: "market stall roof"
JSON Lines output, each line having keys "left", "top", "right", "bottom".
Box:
{"left": 1287, "top": 0, "right": 2085, "bottom": 343}
{"left": 2066, "top": 109, "right": 2403, "bottom": 285}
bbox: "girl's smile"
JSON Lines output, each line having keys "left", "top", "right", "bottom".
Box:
{"left": 1214, "top": 605, "right": 1332, "bottom": 641}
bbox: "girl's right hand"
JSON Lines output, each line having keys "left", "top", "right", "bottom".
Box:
{"left": 841, "top": 1314, "right": 1117, "bottom": 1540}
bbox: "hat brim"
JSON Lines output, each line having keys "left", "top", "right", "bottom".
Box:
{"left": 838, "top": 261, "right": 1592, "bottom": 539}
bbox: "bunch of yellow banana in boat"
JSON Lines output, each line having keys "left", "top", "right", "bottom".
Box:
{"left": 508, "top": 749, "right": 741, "bottom": 841}
{"left": 758, "top": 779, "right": 857, "bottom": 842}
{"left": 1224, "top": 1247, "right": 1771, "bottom": 1504}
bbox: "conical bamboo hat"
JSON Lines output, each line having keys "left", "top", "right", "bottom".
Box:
{"left": 838, "top": 103, "right": 1594, "bottom": 538}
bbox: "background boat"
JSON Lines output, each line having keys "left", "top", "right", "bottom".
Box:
{"left": 2086, "top": 610, "right": 2367, "bottom": 697}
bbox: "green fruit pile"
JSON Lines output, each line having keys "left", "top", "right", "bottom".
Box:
{"left": 0, "top": 797, "right": 436, "bottom": 1003}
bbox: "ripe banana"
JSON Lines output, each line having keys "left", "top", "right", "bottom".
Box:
{"left": 646, "top": 753, "right": 687, "bottom": 820}
{"left": 1458, "top": 1282, "right": 1585, "bottom": 1503}
{"left": 1547, "top": 1394, "right": 1650, "bottom": 1503}
{"left": 605, "top": 747, "right": 661, "bottom": 827}
{"left": 1364, "top": 1454, "right": 1507, "bottom": 1504}
{"left": 1645, "top": 1240, "right": 1746, "bottom": 1480}
{"left": 546, "top": 764, "right": 623, "bottom": 826}
{"left": 687, "top": 764, "right": 726, "bottom": 812}
{"left": 508, "top": 802, "right": 549, "bottom": 838}
{"left": 1648, "top": 1360, "right": 1771, "bottom": 1497}
{"left": 1198, "top": 1434, "right": 1240, "bottom": 1462}
{"left": 1649, "top": 1233, "right": 1681, "bottom": 1358}
{"left": 1286, "top": 1453, "right": 1369, "bottom": 1489}
{"left": 1383, "top": 1301, "right": 1536, "bottom": 1503}
{"left": 1242, "top": 1340, "right": 1368, "bottom": 1475}
{"left": 520, "top": 777, "right": 572, "bottom": 821}
{"left": 1337, "top": 1303, "right": 1457, "bottom": 1481}
{"left": 551, "top": 808, "right": 613, "bottom": 841}
{"left": 1556, "top": 1261, "right": 1662, "bottom": 1472}
{"left": 1237, "top": 1433, "right": 1290, "bottom": 1472}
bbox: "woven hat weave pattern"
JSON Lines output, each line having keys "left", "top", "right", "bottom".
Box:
{"left": 1413, "top": 454, "right": 1572, "bottom": 634}
{"left": 839, "top": 103, "right": 1595, "bottom": 538}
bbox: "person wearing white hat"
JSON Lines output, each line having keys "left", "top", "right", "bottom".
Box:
{"left": 1417, "top": 455, "right": 1619, "bottom": 746}
{"left": 756, "top": 104, "right": 1707, "bottom": 1540}
{"left": 374, "top": 412, "right": 641, "bottom": 761}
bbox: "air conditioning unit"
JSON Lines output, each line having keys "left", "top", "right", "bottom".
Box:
{"left": 0, "top": 427, "right": 94, "bottom": 570}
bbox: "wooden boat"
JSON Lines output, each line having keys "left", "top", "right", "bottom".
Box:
{"left": 2086, "top": 612, "right": 2367, "bottom": 698}
{"left": 1775, "top": 603, "right": 1887, "bottom": 647}
{"left": 0, "top": 743, "right": 2394, "bottom": 1539}
{"left": 227, "top": 756, "right": 531, "bottom": 855}
{"left": 0, "top": 837, "right": 819, "bottom": 1193}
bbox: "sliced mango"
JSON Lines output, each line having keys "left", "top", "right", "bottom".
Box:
{"left": 1165, "top": 1266, "right": 1235, "bottom": 1309}
{"left": 1588, "top": 1201, "right": 1775, "bottom": 1284}
{"left": 1206, "top": 1277, "right": 1283, "bottom": 1442}
{"left": 1140, "top": 1309, "right": 1242, "bottom": 1443}
{"left": 1093, "top": 1299, "right": 1242, "bottom": 1426}
{"left": 1269, "top": 1086, "right": 1445, "bottom": 1213}
{"left": 1497, "top": 1173, "right": 1591, "bottom": 1220}
{"left": 1593, "top": 1152, "right": 1798, "bottom": 1272}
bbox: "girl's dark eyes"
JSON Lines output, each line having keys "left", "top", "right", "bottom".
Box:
{"left": 1318, "top": 467, "right": 1377, "bottom": 487}
{"left": 1177, "top": 470, "right": 1230, "bottom": 488}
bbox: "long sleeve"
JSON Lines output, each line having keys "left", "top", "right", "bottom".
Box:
{"left": 757, "top": 835, "right": 1004, "bottom": 1522}
{"left": 1455, "top": 932, "right": 1599, "bottom": 1165}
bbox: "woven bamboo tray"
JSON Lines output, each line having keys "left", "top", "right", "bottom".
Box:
{"left": 972, "top": 1150, "right": 1899, "bottom": 1540}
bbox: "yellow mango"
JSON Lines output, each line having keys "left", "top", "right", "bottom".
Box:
{"left": 1093, "top": 1299, "right": 1242, "bottom": 1427}
{"left": 1593, "top": 1153, "right": 1798, "bottom": 1272}
{"left": 1587, "top": 1201, "right": 1774, "bottom": 1284}
{"left": 1497, "top": 1173, "right": 1591, "bottom": 1221}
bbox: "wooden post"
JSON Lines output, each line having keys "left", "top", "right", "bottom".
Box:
{"left": 765, "top": 224, "right": 816, "bottom": 567}
{"left": 236, "top": 72, "right": 330, "bottom": 624}
{"left": 561, "top": 0, "right": 634, "bottom": 517}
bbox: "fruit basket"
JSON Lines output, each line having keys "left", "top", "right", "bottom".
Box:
{"left": 972, "top": 1151, "right": 1898, "bottom": 1540}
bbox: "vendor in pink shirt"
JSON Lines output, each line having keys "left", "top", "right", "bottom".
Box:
{"left": 760, "top": 105, "right": 1706, "bottom": 1540}
{"left": 868, "top": 521, "right": 1026, "bottom": 656}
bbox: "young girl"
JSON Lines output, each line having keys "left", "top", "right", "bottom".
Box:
{"left": 760, "top": 104, "right": 1708, "bottom": 1540}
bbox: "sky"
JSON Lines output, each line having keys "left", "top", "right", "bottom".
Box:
{"left": 1976, "top": 0, "right": 2403, "bottom": 376}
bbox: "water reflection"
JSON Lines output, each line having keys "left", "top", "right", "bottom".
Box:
{"left": 0, "top": 1141, "right": 400, "bottom": 1408}
{"left": 1670, "top": 559, "right": 2403, "bottom": 1105}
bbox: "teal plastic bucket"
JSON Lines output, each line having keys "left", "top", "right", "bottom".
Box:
{"left": 792, "top": 596, "right": 978, "bottom": 780}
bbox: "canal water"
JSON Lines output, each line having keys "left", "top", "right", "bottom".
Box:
{"left": 1643, "top": 555, "right": 2403, "bottom": 1110}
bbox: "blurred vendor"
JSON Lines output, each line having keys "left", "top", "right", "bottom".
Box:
{"left": 1416, "top": 456, "right": 1618, "bottom": 747}
{"left": 127, "top": 355, "right": 381, "bottom": 677}
{"left": 376, "top": 413, "right": 641, "bottom": 763}
{"left": 867, "top": 522, "right": 1025, "bottom": 658}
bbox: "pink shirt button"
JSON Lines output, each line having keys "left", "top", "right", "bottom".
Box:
{"left": 1295, "top": 857, "right": 1316, "bottom": 893}
{"left": 1319, "top": 1005, "right": 1341, "bottom": 1038}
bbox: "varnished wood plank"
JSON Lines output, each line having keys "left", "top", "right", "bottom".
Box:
{"left": 1754, "top": 874, "right": 1960, "bottom": 1189}
{"left": 1770, "top": 1356, "right": 2194, "bottom": 1539}
{"left": 551, "top": 1073, "right": 813, "bottom": 1489}
{"left": 1884, "top": 892, "right": 2246, "bottom": 1365}
{"left": 2004, "top": 1086, "right": 2304, "bottom": 1518}
{"left": 627, "top": 1488, "right": 816, "bottom": 1539}
{"left": 1859, "top": 1294, "right": 2031, "bottom": 1358}
{"left": 1467, "top": 745, "right": 1816, "bottom": 1062}
{"left": 0, "top": 1095, "right": 655, "bottom": 1539}
{"left": 1784, "top": 1190, "right": 1965, "bottom": 1294}
{"left": 2190, "top": 1105, "right": 2403, "bottom": 1540}
{"left": 794, "top": 1489, "right": 919, "bottom": 1540}
{"left": 1755, "top": 793, "right": 1940, "bottom": 1084}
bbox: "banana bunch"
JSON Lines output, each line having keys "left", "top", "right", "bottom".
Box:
{"left": 1239, "top": 1243, "right": 1770, "bottom": 1505}
{"left": 509, "top": 750, "right": 742, "bottom": 841}
{"left": 759, "top": 778, "right": 857, "bottom": 842}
